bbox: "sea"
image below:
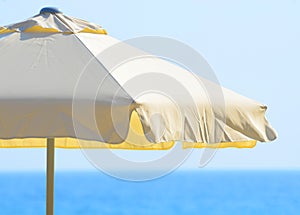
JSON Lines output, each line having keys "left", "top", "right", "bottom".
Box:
{"left": 0, "top": 170, "right": 299, "bottom": 215}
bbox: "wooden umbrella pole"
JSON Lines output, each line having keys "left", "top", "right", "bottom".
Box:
{"left": 46, "top": 138, "right": 55, "bottom": 215}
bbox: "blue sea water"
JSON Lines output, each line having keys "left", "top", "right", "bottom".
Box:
{"left": 0, "top": 170, "right": 299, "bottom": 215}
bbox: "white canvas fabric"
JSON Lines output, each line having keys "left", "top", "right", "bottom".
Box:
{"left": 0, "top": 10, "right": 277, "bottom": 148}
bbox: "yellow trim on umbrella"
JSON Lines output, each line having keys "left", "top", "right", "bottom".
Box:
{"left": 23, "top": 26, "right": 60, "bottom": 33}
{"left": 0, "top": 138, "right": 175, "bottom": 150}
{"left": 0, "top": 27, "right": 16, "bottom": 34}
{"left": 0, "top": 111, "right": 256, "bottom": 149}
{"left": 182, "top": 140, "right": 256, "bottom": 149}
{"left": 79, "top": 28, "right": 107, "bottom": 34}
{"left": 0, "top": 26, "right": 107, "bottom": 35}
{"left": 0, "top": 139, "right": 256, "bottom": 149}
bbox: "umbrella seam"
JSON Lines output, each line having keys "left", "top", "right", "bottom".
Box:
{"left": 54, "top": 13, "right": 135, "bottom": 104}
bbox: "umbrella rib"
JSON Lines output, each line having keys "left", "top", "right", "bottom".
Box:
{"left": 54, "top": 14, "right": 135, "bottom": 104}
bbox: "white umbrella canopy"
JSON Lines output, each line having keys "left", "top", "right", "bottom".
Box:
{"left": 0, "top": 7, "right": 277, "bottom": 215}
{"left": 0, "top": 7, "right": 276, "bottom": 148}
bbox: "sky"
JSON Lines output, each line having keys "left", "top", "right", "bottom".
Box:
{"left": 0, "top": 0, "right": 299, "bottom": 171}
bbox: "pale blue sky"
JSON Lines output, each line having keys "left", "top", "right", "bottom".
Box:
{"left": 0, "top": 0, "right": 299, "bottom": 171}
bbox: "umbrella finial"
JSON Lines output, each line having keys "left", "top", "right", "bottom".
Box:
{"left": 40, "top": 7, "right": 62, "bottom": 14}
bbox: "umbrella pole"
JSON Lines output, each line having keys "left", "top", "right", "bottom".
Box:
{"left": 46, "top": 138, "right": 55, "bottom": 215}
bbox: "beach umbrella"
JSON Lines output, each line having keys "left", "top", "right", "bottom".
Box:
{"left": 0, "top": 7, "right": 277, "bottom": 215}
